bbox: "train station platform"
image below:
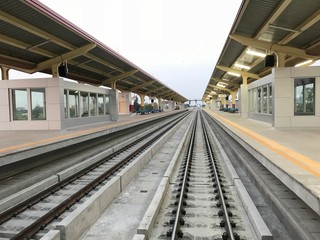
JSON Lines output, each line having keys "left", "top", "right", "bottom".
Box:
{"left": 0, "top": 111, "right": 179, "bottom": 163}
{"left": 204, "top": 109, "right": 320, "bottom": 216}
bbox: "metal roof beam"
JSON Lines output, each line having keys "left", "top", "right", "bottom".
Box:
{"left": 210, "top": 77, "right": 240, "bottom": 87}
{"left": 230, "top": 34, "right": 319, "bottom": 60}
{"left": 34, "top": 43, "right": 96, "bottom": 72}
{"left": 129, "top": 80, "right": 155, "bottom": 91}
{"left": 208, "top": 84, "right": 232, "bottom": 93}
{"left": 101, "top": 69, "right": 138, "bottom": 85}
{"left": 216, "top": 64, "right": 259, "bottom": 79}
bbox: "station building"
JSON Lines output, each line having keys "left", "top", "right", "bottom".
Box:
{"left": 0, "top": 1, "right": 187, "bottom": 130}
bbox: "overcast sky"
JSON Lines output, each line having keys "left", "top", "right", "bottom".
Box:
{"left": 22, "top": 0, "right": 243, "bottom": 100}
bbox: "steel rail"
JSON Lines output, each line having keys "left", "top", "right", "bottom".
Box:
{"left": 2, "top": 111, "right": 190, "bottom": 240}
{"left": 200, "top": 112, "right": 235, "bottom": 240}
{"left": 170, "top": 111, "right": 198, "bottom": 240}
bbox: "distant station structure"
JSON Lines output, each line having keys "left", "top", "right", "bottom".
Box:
{"left": 0, "top": 0, "right": 187, "bottom": 130}
{"left": 203, "top": 0, "right": 320, "bottom": 128}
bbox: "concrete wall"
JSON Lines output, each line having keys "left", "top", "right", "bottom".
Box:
{"left": 247, "top": 66, "right": 320, "bottom": 128}
{"left": 273, "top": 67, "right": 320, "bottom": 127}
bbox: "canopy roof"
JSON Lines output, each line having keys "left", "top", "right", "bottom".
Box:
{"left": 0, "top": 0, "right": 187, "bottom": 102}
{"left": 203, "top": 0, "right": 320, "bottom": 100}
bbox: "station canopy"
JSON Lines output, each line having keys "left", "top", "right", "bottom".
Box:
{"left": 0, "top": 0, "right": 187, "bottom": 103}
{"left": 203, "top": 0, "right": 320, "bottom": 101}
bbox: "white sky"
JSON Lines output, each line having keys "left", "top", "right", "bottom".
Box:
{"left": 10, "top": 0, "right": 242, "bottom": 101}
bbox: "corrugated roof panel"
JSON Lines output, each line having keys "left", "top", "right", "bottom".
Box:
{"left": 236, "top": 0, "right": 281, "bottom": 37}
{"left": 291, "top": 21, "right": 320, "bottom": 50}
{"left": 273, "top": 1, "right": 320, "bottom": 30}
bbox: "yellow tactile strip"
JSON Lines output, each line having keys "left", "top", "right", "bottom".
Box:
{"left": 207, "top": 111, "right": 320, "bottom": 177}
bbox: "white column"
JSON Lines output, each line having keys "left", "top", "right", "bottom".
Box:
{"left": 109, "top": 89, "right": 119, "bottom": 121}
{"left": 240, "top": 76, "right": 248, "bottom": 118}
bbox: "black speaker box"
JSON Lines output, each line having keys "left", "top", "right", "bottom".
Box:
{"left": 58, "top": 64, "right": 68, "bottom": 77}
{"left": 265, "top": 55, "right": 275, "bottom": 67}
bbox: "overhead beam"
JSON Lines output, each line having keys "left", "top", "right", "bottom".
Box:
{"left": 208, "top": 84, "right": 232, "bottom": 93}
{"left": 34, "top": 43, "right": 96, "bottom": 72}
{"left": 216, "top": 65, "right": 259, "bottom": 79}
{"left": 101, "top": 69, "right": 138, "bottom": 85}
{"left": 129, "top": 80, "right": 155, "bottom": 91}
{"left": 210, "top": 77, "right": 240, "bottom": 87}
{"left": 230, "top": 34, "right": 319, "bottom": 60}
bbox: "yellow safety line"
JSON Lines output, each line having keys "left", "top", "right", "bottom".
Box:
{"left": 208, "top": 111, "right": 320, "bottom": 177}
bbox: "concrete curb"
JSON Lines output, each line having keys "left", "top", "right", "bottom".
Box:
{"left": 40, "top": 230, "right": 60, "bottom": 240}
{"left": 136, "top": 178, "right": 169, "bottom": 238}
{"left": 56, "top": 177, "right": 121, "bottom": 240}
{"left": 0, "top": 175, "right": 58, "bottom": 213}
{"left": 234, "top": 179, "right": 273, "bottom": 240}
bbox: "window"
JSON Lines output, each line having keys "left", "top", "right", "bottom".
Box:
{"left": 89, "top": 93, "right": 97, "bottom": 116}
{"left": 31, "top": 89, "right": 46, "bottom": 120}
{"left": 80, "top": 91, "right": 89, "bottom": 117}
{"left": 12, "top": 89, "right": 28, "bottom": 120}
{"left": 98, "top": 94, "right": 104, "bottom": 115}
{"left": 64, "top": 90, "right": 68, "bottom": 118}
{"left": 257, "top": 87, "right": 262, "bottom": 113}
{"left": 268, "top": 84, "right": 272, "bottom": 114}
{"left": 294, "top": 78, "right": 315, "bottom": 115}
{"left": 69, "top": 90, "right": 79, "bottom": 118}
{"left": 105, "top": 96, "right": 110, "bottom": 114}
{"left": 262, "top": 86, "right": 268, "bottom": 113}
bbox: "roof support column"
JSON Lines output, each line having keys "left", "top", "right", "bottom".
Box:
{"left": 139, "top": 94, "right": 145, "bottom": 110}
{"left": 51, "top": 64, "right": 59, "bottom": 78}
{"left": 111, "top": 81, "right": 117, "bottom": 90}
{"left": 240, "top": 76, "right": 248, "bottom": 118}
{"left": 1, "top": 66, "right": 10, "bottom": 80}
{"left": 109, "top": 88, "right": 119, "bottom": 121}
{"left": 275, "top": 52, "right": 286, "bottom": 67}
{"left": 157, "top": 97, "right": 162, "bottom": 111}
{"left": 231, "top": 91, "right": 237, "bottom": 109}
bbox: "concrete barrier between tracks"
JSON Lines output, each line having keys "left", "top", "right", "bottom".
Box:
{"left": 0, "top": 175, "right": 58, "bottom": 213}
{"left": 235, "top": 179, "right": 273, "bottom": 240}
{"left": 135, "top": 118, "right": 193, "bottom": 239}
{"left": 44, "top": 116, "right": 185, "bottom": 240}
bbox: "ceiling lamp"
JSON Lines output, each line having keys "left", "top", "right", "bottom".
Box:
{"left": 246, "top": 49, "right": 266, "bottom": 58}
{"left": 295, "top": 59, "right": 313, "bottom": 67}
{"left": 227, "top": 72, "right": 241, "bottom": 77}
{"left": 235, "top": 63, "right": 251, "bottom": 70}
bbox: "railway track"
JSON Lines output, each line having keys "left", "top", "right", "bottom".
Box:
{"left": 0, "top": 111, "right": 190, "bottom": 240}
{"left": 149, "top": 110, "right": 253, "bottom": 239}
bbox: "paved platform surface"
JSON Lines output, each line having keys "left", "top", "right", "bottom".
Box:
{"left": 0, "top": 112, "right": 174, "bottom": 157}
{"left": 204, "top": 109, "right": 320, "bottom": 215}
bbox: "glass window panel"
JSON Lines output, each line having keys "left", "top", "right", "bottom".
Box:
{"left": 105, "top": 96, "right": 110, "bottom": 115}
{"left": 253, "top": 88, "right": 257, "bottom": 112}
{"left": 269, "top": 84, "right": 272, "bottom": 114}
{"left": 257, "top": 88, "right": 261, "bottom": 113}
{"left": 64, "top": 90, "right": 68, "bottom": 118}
{"left": 80, "top": 91, "right": 89, "bottom": 117}
{"left": 31, "top": 88, "right": 46, "bottom": 120}
{"left": 12, "top": 89, "right": 28, "bottom": 120}
{"left": 90, "top": 93, "right": 97, "bottom": 116}
{"left": 98, "top": 94, "right": 104, "bottom": 115}
{"left": 294, "top": 78, "right": 315, "bottom": 115}
{"left": 262, "top": 86, "right": 268, "bottom": 113}
{"left": 69, "top": 90, "right": 79, "bottom": 118}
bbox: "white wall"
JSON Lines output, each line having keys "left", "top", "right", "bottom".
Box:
{"left": 274, "top": 67, "right": 320, "bottom": 127}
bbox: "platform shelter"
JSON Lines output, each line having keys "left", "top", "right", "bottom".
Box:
{"left": 0, "top": 1, "right": 187, "bottom": 130}
{"left": 203, "top": 0, "right": 320, "bottom": 128}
